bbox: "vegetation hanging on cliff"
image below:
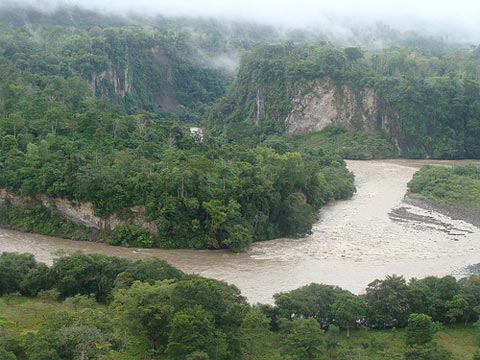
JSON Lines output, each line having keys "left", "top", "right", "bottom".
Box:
{"left": 211, "top": 42, "right": 480, "bottom": 159}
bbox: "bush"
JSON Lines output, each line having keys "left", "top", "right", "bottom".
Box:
{"left": 0, "top": 348, "right": 17, "bottom": 360}
{"left": 404, "top": 343, "right": 452, "bottom": 360}
{"left": 0, "top": 253, "right": 52, "bottom": 296}
{"left": 107, "top": 225, "right": 155, "bottom": 248}
{"left": 0, "top": 204, "right": 89, "bottom": 241}
{"left": 406, "top": 313, "right": 435, "bottom": 346}
{"left": 408, "top": 164, "right": 480, "bottom": 204}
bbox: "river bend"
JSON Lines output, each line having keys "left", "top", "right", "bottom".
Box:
{"left": 1, "top": 160, "right": 479, "bottom": 304}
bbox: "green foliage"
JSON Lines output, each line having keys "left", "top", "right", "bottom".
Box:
{"left": 408, "top": 164, "right": 480, "bottom": 204}
{"left": 473, "top": 349, "right": 480, "bottom": 360}
{"left": 23, "top": 304, "right": 113, "bottom": 360}
{"left": 166, "top": 306, "right": 217, "bottom": 359}
{"left": 51, "top": 253, "right": 130, "bottom": 301}
{"left": 325, "top": 324, "right": 340, "bottom": 355}
{"left": 56, "top": 325, "right": 110, "bottom": 359}
{"left": 404, "top": 343, "right": 452, "bottom": 360}
{"left": 280, "top": 317, "right": 325, "bottom": 360}
{"left": 51, "top": 252, "right": 183, "bottom": 302}
{"left": 238, "top": 308, "right": 271, "bottom": 359}
{"left": 274, "top": 283, "right": 346, "bottom": 327}
{"left": 2, "top": 252, "right": 480, "bottom": 358}
{"left": 111, "top": 280, "right": 176, "bottom": 352}
{"left": 406, "top": 313, "right": 435, "bottom": 346}
{"left": 0, "top": 203, "right": 89, "bottom": 241}
{"left": 0, "top": 348, "right": 16, "bottom": 360}
{"left": 296, "top": 126, "right": 398, "bottom": 160}
{"left": 0, "top": 7, "right": 359, "bottom": 251}
{"left": 365, "top": 275, "right": 410, "bottom": 328}
{"left": 331, "top": 291, "right": 367, "bottom": 337}
{"left": 185, "top": 352, "right": 210, "bottom": 360}
{"left": 0, "top": 251, "right": 184, "bottom": 308}
{"left": 0, "top": 131, "right": 352, "bottom": 250}
{"left": 170, "top": 276, "right": 247, "bottom": 329}
{"left": 63, "top": 295, "right": 97, "bottom": 310}
{"left": 18, "top": 263, "right": 53, "bottom": 297}
{"left": 123, "top": 257, "right": 184, "bottom": 284}
{"left": 107, "top": 225, "right": 155, "bottom": 248}
{"left": 213, "top": 42, "right": 480, "bottom": 160}
{"left": 111, "top": 279, "right": 242, "bottom": 358}
{"left": 0, "top": 253, "right": 52, "bottom": 296}
{"left": 416, "top": 276, "right": 462, "bottom": 323}
{"left": 210, "top": 42, "right": 347, "bottom": 141}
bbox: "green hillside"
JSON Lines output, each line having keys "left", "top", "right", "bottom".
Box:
{"left": 1, "top": 5, "right": 480, "bottom": 250}
{"left": 212, "top": 42, "right": 480, "bottom": 159}
{"left": 0, "top": 6, "right": 355, "bottom": 250}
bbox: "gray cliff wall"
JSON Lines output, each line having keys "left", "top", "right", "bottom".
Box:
{"left": 0, "top": 189, "right": 158, "bottom": 238}
{"left": 284, "top": 78, "right": 401, "bottom": 152}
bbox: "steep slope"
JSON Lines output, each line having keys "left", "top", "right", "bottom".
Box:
{"left": 212, "top": 43, "right": 480, "bottom": 159}
{"left": 0, "top": 7, "right": 231, "bottom": 120}
{"left": 0, "top": 8, "right": 356, "bottom": 250}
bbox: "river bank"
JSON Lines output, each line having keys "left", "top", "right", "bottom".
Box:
{"left": 403, "top": 194, "right": 480, "bottom": 228}
{"left": 1, "top": 160, "right": 479, "bottom": 304}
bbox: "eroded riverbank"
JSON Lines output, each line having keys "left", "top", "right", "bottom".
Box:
{"left": 1, "top": 160, "right": 479, "bottom": 304}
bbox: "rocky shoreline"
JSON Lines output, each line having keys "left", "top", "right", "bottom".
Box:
{"left": 401, "top": 193, "right": 480, "bottom": 276}
{"left": 403, "top": 193, "right": 480, "bottom": 229}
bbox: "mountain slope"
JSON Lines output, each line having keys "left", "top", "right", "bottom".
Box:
{"left": 0, "top": 7, "right": 356, "bottom": 250}
{"left": 211, "top": 43, "right": 480, "bottom": 159}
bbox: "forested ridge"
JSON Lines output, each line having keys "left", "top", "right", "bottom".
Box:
{"left": 0, "top": 6, "right": 355, "bottom": 250}
{"left": 1, "top": 5, "right": 480, "bottom": 250}
{"left": 2, "top": 251, "right": 480, "bottom": 359}
{"left": 214, "top": 42, "right": 480, "bottom": 159}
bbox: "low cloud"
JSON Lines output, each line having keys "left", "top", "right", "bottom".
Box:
{"left": 3, "top": 0, "right": 480, "bottom": 43}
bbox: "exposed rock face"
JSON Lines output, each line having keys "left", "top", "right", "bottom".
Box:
{"left": 285, "top": 78, "right": 400, "bottom": 151}
{"left": 87, "top": 66, "right": 132, "bottom": 97}
{"left": 0, "top": 189, "right": 158, "bottom": 237}
{"left": 254, "top": 88, "right": 265, "bottom": 125}
{"left": 40, "top": 196, "right": 106, "bottom": 230}
{"left": 286, "top": 78, "right": 375, "bottom": 134}
{"left": 86, "top": 46, "right": 184, "bottom": 113}
{"left": 0, "top": 189, "right": 26, "bottom": 207}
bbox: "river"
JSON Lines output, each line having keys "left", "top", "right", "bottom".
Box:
{"left": 1, "top": 160, "right": 479, "bottom": 304}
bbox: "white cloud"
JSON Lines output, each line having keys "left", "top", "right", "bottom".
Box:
{"left": 3, "top": 0, "right": 480, "bottom": 42}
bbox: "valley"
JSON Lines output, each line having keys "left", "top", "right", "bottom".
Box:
{"left": 2, "top": 159, "right": 478, "bottom": 304}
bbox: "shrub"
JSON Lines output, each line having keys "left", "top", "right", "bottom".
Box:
{"left": 107, "top": 225, "right": 155, "bottom": 248}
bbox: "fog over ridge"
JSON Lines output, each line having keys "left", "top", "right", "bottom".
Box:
{"left": 1, "top": 0, "right": 480, "bottom": 43}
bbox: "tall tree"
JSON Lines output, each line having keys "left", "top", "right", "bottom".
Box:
{"left": 166, "top": 306, "right": 217, "bottom": 360}
{"left": 238, "top": 308, "right": 271, "bottom": 360}
{"left": 331, "top": 292, "right": 366, "bottom": 337}
{"left": 281, "top": 318, "right": 325, "bottom": 360}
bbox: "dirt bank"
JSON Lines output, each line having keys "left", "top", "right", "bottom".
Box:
{"left": 403, "top": 193, "right": 480, "bottom": 228}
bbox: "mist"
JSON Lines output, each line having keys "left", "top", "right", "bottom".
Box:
{"left": 2, "top": 0, "right": 480, "bottom": 44}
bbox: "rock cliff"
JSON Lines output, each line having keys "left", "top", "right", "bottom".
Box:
{"left": 86, "top": 46, "right": 182, "bottom": 113}
{"left": 0, "top": 189, "right": 158, "bottom": 239}
{"left": 284, "top": 78, "right": 401, "bottom": 152}
{"left": 87, "top": 65, "right": 132, "bottom": 98}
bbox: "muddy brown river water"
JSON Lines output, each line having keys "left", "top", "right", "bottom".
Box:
{"left": 1, "top": 160, "right": 479, "bottom": 304}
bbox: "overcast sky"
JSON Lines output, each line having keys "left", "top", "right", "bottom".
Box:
{"left": 4, "top": 0, "right": 480, "bottom": 42}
